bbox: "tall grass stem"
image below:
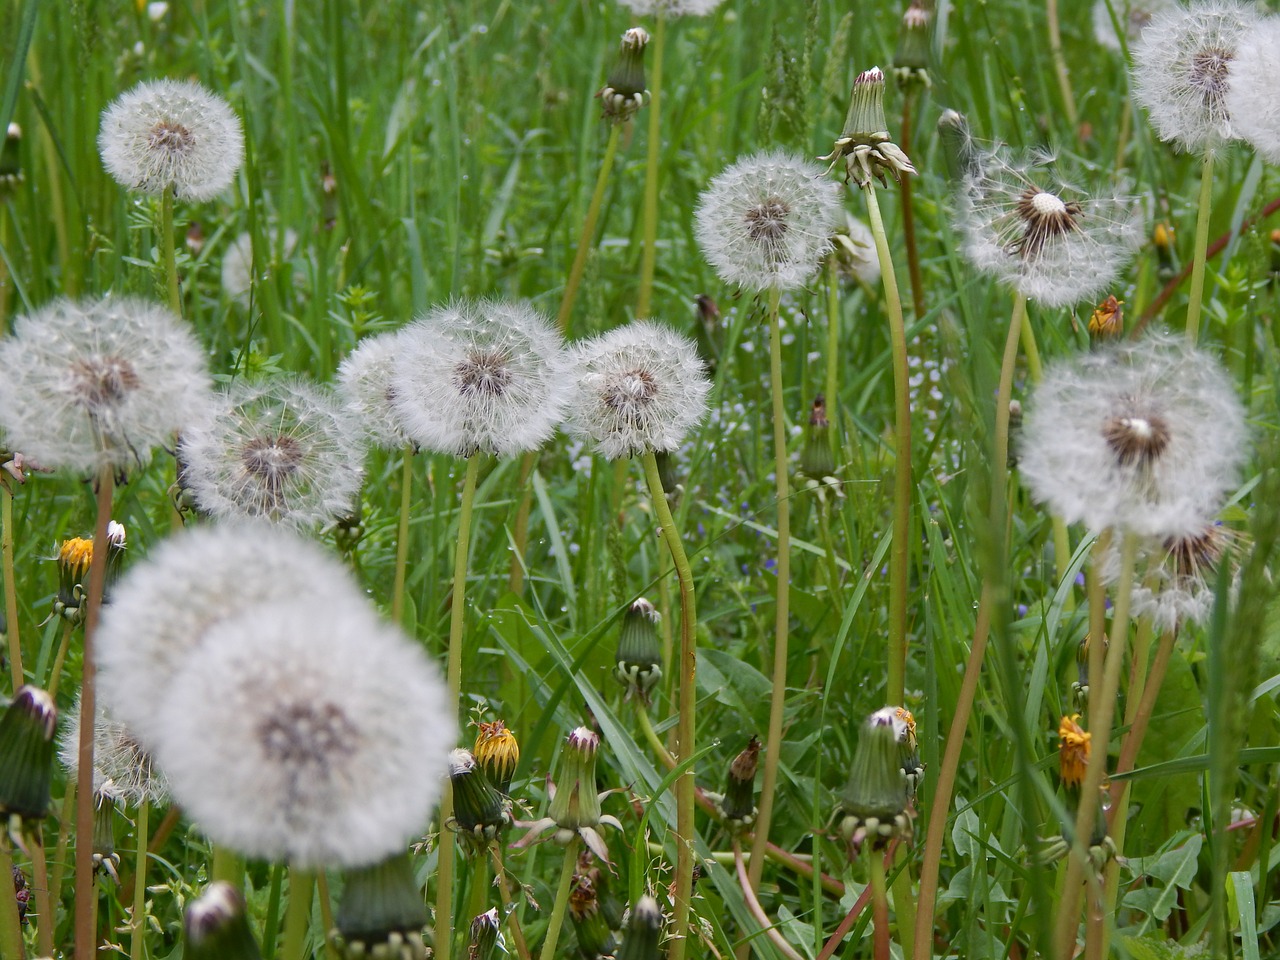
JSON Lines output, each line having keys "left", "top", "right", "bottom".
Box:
{"left": 1, "top": 481, "right": 22, "bottom": 692}
{"left": 635, "top": 13, "right": 665, "bottom": 320}
{"left": 559, "top": 124, "right": 621, "bottom": 334}
{"left": 392, "top": 446, "right": 414, "bottom": 626}
{"left": 1185, "top": 151, "right": 1216, "bottom": 344}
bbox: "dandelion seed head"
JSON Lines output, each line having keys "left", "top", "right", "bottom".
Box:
{"left": 568, "top": 320, "right": 711, "bottom": 461}
{"left": 0, "top": 297, "right": 211, "bottom": 472}
{"left": 1225, "top": 18, "right": 1280, "bottom": 162}
{"left": 695, "top": 150, "right": 843, "bottom": 292}
{"left": 1092, "top": 0, "right": 1180, "bottom": 52}
{"left": 336, "top": 331, "right": 414, "bottom": 450}
{"left": 178, "top": 376, "right": 365, "bottom": 528}
{"left": 99, "top": 79, "right": 244, "bottom": 201}
{"left": 151, "top": 596, "right": 455, "bottom": 868}
{"left": 57, "top": 696, "right": 169, "bottom": 807}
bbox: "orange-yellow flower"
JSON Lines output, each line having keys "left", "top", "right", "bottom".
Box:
{"left": 1058, "top": 714, "right": 1091, "bottom": 789}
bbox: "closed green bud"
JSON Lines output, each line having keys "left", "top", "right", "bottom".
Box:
{"left": 615, "top": 598, "right": 663, "bottom": 704}
{"left": 185, "top": 882, "right": 263, "bottom": 960}
{"left": 616, "top": 895, "right": 663, "bottom": 960}
{"left": 719, "top": 735, "right": 760, "bottom": 828}
{"left": 800, "top": 396, "right": 836, "bottom": 479}
{"left": 839, "top": 706, "right": 913, "bottom": 853}
{"left": 569, "top": 872, "right": 616, "bottom": 959}
{"left": 937, "top": 109, "right": 981, "bottom": 183}
{"left": 334, "top": 852, "right": 428, "bottom": 960}
{"left": 550, "top": 727, "right": 603, "bottom": 835}
{"left": 820, "top": 68, "right": 917, "bottom": 187}
{"left": 599, "top": 28, "right": 651, "bottom": 123}
{"left": 92, "top": 787, "right": 121, "bottom": 883}
{"left": 893, "top": 1, "right": 932, "bottom": 88}
{"left": 448, "top": 749, "right": 512, "bottom": 849}
{"left": 0, "top": 686, "right": 57, "bottom": 819}
{"left": 468, "top": 909, "right": 500, "bottom": 960}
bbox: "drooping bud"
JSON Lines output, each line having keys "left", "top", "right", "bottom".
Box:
{"left": 467, "top": 909, "right": 500, "bottom": 960}
{"left": 615, "top": 895, "right": 664, "bottom": 960}
{"left": 569, "top": 870, "right": 616, "bottom": 959}
{"left": 0, "top": 686, "right": 57, "bottom": 819}
{"left": 893, "top": 1, "right": 932, "bottom": 90}
{"left": 448, "top": 749, "right": 512, "bottom": 851}
{"left": 473, "top": 720, "right": 520, "bottom": 795}
{"left": 92, "top": 786, "right": 121, "bottom": 884}
{"left": 800, "top": 396, "right": 836, "bottom": 479}
{"left": 598, "top": 28, "right": 651, "bottom": 124}
{"left": 819, "top": 67, "right": 917, "bottom": 188}
{"left": 838, "top": 706, "right": 913, "bottom": 854}
{"left": 185, "top": 882, "right": 264, "bottom": 960}
{"left": 614, "top": 598, "right": 663, "bottom": 704}
{"left": 333, "top": 851, "right": 428, "bottom": 960}
{"left": 718, "top": 735, "right": 760, "bottom": 829}
{"left": 549, "top": 727, "right": 603, "bottom": 837}
{"left": 937, "top": 109, "right": 981, "bottom": 183}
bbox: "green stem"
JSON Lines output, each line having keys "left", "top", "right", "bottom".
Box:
{"left": 899, "top": 91, "right": 925, "bottom": 320}
{"left": 2, "top": 481, "right": 23, "bottom": 692}
{"left": 161, "top": 185, "right": 181, "bottom": 317}
{"left": 890, "top": 846, "right": 916, "bottom": 960}
{"left": 264, "top": 863, "right": 285, "bottom": 960}
{"left": 465, "top": 850, "right": 490, "bottom": 923}
{"left": 74, "top": 465, "right": 114, "bottom": 960}
{"left": 212, "top": 846, "right": 243, "bottom": 886}
{"left": 869, "top": 847, "right": 891, "bottom": 960}
{"left": 865, "top": 183, "right": 912, "bottom": 706}
{"left": 391, "top": 446, "right": 414, "bottom": 626}
{"left": 506, "top": 452, "right": 537, "bottom": 596}
{"left": 1185, "top": 151, "right": 1216, "bottom": 344}
{"left": 488, "top": 845, "right": 531, "bottom": 960}
{"left": 28, "top": 825, "right": 53, "bottom": 958}
{"left": 435, "top": 454, "right": 481, "bottom": 960}
{"left": 635, "top": 699, "right": 676, "bottom": 769}
{"left": 749, "top": 287, "right": 789, "bottom": 897}
{"left": 1046, "top": 0, "right": 1079, "bottom": 133}
{"left": 635, "top": 12, "right": 665, "bottom": 320}
{"left": 47, "top": 620, "right": 74, "bottom": 699}
{"left": 129, "top": 801, "right": 149, "bottom": 960}
{"left": 280, "top": 867, "right": 315, "bottom": 960}
{"left": 0, "top": 833, "right": 24, "bottom": 960}
{"left": 640, "top": 449, "right": 696, "bottom": 960}
{"left": 824, "top": 257, "right": 841, "bottom": 459}
{"left": 538, "top": 841, "right": 578, "bottom": 960}
{"left": 316, "top": 872, "right": 340, "bottom": 960}
{"left": 559, "top": 124, "right": 621, "bottom": 334}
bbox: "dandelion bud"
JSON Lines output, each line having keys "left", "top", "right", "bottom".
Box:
{"left": 599, "top": 28, "right": 651, "bottom": 123}
{"left": 1153, "top": 221, "right": 1178, "bottom": 278}
{"left": 448, "top": 749, "right": 512, "bottom": 849}
{"left": 800, "top": 396, "right": 836, "bottom": 479}
{"left": 10, "top": 865, "right": 28, "bottom": 925}
{"left": 839, "top": 706, "right": 912, "bottom": 854}
{"left": 334, "top": 852, "right": 429, "bottom": 960}
{"left": 614, "top": 598, "right": 663, "bottom": 704}
{"left": 550, "top": 727, "right": 603, "bottom": 836}
{"left": 718, "top": 735, "right": 760, "bottom": 828}
{"left": 895, "top": 706, "right": 924, "bottom": 802}
{"left": 1088, "top": 295, "right": 1124, "bottom": 343}
{"left": 54, "top": 536, "right": 95, "bottom": 625}
{"left": 185, "top": 882, "right": 263, "bottom": 960}
{"left": 1057, "top": 714, "right": 1090, "bottom": 794}
{"left": 1071, "top": 633, "right": 1098, "bottom": 710}
{"left": 0, "top": 123, "right": 21, "bottom": 200}
{"left": 569, "top": 872, "right": 617, "bottom": 958}
{"left": 893, "top": 1, "right": 932, "bottom": 90}
{"left": 820, "top": 67, "right": 917, "bottom": 188}
{"left": 0, "top": 686, "right": 57, "bottom": 819}
{"left": 937, "top": 108, "right": 981, "bottom": 183}
{"left": 467, "top": 909, "right": 500, "bottom": 960}
{"left": 473, "top": 720, "right": 520, "bottom": 795}
{"left": 616, "top": 895, "right": 664, "bottom": 960}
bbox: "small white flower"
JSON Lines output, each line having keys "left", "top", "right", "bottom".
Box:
{"left": 178, "top": 376, "right": 365, "bottom": 528}
{"left": 0, "top": 297, "right": 211, "bottom": 472}
{"left": 57, "top": 696, "right": 169, "bottom": 807}
{"left": 221, "top": 228, "right": 300, "bottom": 305}
{"left": 567, "top": 320, "right": 711, "bottom": 461}
{"left": 1092, "top": 0, "right": 1180, "bottom": 52}
{"left": 336, "top": 331, "right": 414, "bottom": 451}
{"left": 695, "top": 150, "right": 844, "bottom": 292}
{"left": 96, "top": 522, "right": 366, "bottom": 748}
{"left": 1131, "top": 0, "right": 1262, "bottom": 154}
{"left": 1019, "top": 333, "right": 1247, "bottom": 539}
{"left": 151, "top": 596, "right": 455, "bottom": 868}
{"left": 958, "top": 150, "right": 1145, "bottom": 308}
{"left": 615, "top": 0, "right": 724, "bottom": 15}
{"left": 389, "top": 299, "right": 572, "bottom": 458}
{"left": 1225, "top": 17, "right": 1280, "bottom": 163}
{"left": 99, "top": 79, "right": 244, "bottom": 201}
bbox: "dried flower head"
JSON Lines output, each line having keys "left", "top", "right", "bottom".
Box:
{"left": 151, "top": 595, "right": 455, "bottom": 867}
{"left": 1225, "top": 18, "right": 1280, "bottom": 163}
{"left": 1092, "top": 0, "right": 1180, "bottom": 52}
{"left": 1131, "top": 0, "right": 1262, "bottom": 153}
{"left": 695, "top": 150, "right": 843, "bottom": 292}
{"left": 820, "top": 67, "right": 918, "bottom": 186}
{"left": 57, "top": 696, "right": 169, "bottom": 807}
{"left": 472, "top": 720, "right": 520, "bottom": 794}
{"left": 958, "top": 150, "right": 1145, "bottom": 307}
{"left": 178, "top": 376, "right": 365, "bottom": 528}
{"left": 97, "top": 522, "right": 365, "bottom": 748}
{"left": 1019, "top": 333, "right": 1247, "bottom": 539}
{"left": 389, "top": 299, "right": 571, "bottom": 459}
{"left": 615, "top": 0, "right": 724, "bottom": 16}
{"left": 337, "top": 331, "right": 414, "bottom": 451}
{"left": 567, "top": 320, "right": 711, "bottom": 461}
{"left": 99, "top": 79, "right": 244, "bottom": 200}
{"left": 0, "top": 297, "right": 211, "bottom": 473}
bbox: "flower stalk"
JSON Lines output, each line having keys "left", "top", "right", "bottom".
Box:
{"left": 636, "top": 12, "right": 666, "bottom": 319}
{"left": 1185, "top": 152, "right": 1216, "bottom": 343}
{"left": 392, "top": 445, "right": 414, "bottom": 626}
{"left": 1, "top": 477, "right": 22, "bottom": 692}
{"left": 538, "top": 839, "right": 579, "bottom": 960}
{"left": 161, "top": 185, "right": 181, "bottom": 316}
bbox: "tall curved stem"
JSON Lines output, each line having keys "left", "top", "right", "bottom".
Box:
{"left": 635, "top": 12, "right": 665, "bottom": 319}
{"left": 559, "top": 124, "right": 622, "bottom": 334}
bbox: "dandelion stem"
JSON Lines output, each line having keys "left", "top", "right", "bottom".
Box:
{"left": 817, "top": 874, "right": 875, "bottom": 960}
{"left": 212, "top": 846, "right": 243, "bottom": 886}
{"left": 865, "top": 183, "right": 912, "bottom": 706}
{"left": 27, "top": 825, "right": 52, "bottom": 958}
{"left": 750, "top": 286, "right": 789, "bottom": 899}
{"left": 130, "top": 800, "right": 149, "bottom": 960}
{"left": 47, "top": 620, "right": 74, "bottom": 700}
{"left": 634, "top": 699, "right": 676, "bottom": 769}
{"left": 263, "top": 862, "right": 285, "bottom": 960}
{"left": 1046, "top": 0, "right": 1079, "bottom": 133}
{"left": 559, "top": 123, "right": 621, "bottom": 334}
{"left": 824, "top": 257, "right": 841, "bottom": 459}
{"left": 635, "top": 11, "right": 665, "bottom": 320}
{"left": 435, "top": 453, "right": 480, "bottom": 960}
{"left": 161, "top": 185, "right": 181, "bottom": 317}
{"left": 1, "top": 480, "right": 23, "bottom": 692}
{"left": 869, "top": 845, "right": 892, "bottom": 960}
{"left": 316, "top": 871, "right": 340, "bottom": 960}
{"left": 641, "top": 449, "right": 697, "bottom": 960}
{"left": 489, "top": 845, "right": 531, "bottom": 960}
{"left": 899, "top": 91, "right": 925, "bottom": 320}
{"left": 507, "top": 452, "right": 537, "bottom": 596}
{"left": 538, "top": 840, "right": 578, "bottom": 960}
{"left": 732, "top": 838, "right": 805, "bottom": 960}
{"left": 0, "top": 832, "right": 24, "bottom": 960}
{"left": 392, "top": 445, "right": 414, "bottom": 626}
{"left": 1185, "top": 151, "right": 1216, "bottom": 344}
{"left": 74, "top": 464, "right": 114, "bottom": 960}
{"left": 51, "top": 786, "right": 74, "bottom": 913}
{"left": 280, "top": 867, "right": 315, "bottom": 960}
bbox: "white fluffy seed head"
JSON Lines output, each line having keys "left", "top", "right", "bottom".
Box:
{"left": 957, "top": 150, "right": 1145, "bottom": 308}
{"left": 695, "top": 150, "right": 844, "bottom": 292}
{"left": 151, "top": 596, "right": 456, "bottom": 868}
{"left": 57, "top": 695, "right": 169, "bottom": 807}
{"left": 1131, "top": 0, "right": 1261, "bottom": 154}
{"left": 96, "top": 522, "right": 366, "bottom": 748}
{"left": 615, "top": 0, "right": 724, "bottom": 15}
{"left": 99, "top": 79, "right": 244, "bottom": 201}
{"left": 178, "top": 376, "right": 365, "bottom": 529}
{"left": 0, "top": 297, "right": 212, "bottom": 473}
{"left": 1225, "top": 18, "right": 1280, "bottom": 162}
{"left": 1092, "top": 0, "right": 1180, "bottom": 52}
{"left": 567, "top": 320, "right": 711, "bottom": 461}
{"left": 1019, "top": 333, "right": 1248, "bottom": 539}
{"left": 337, "top": 331, "right": 415, "bottom": 451}
{"left": 389, "top": 299, "right": 572, "bottom": 458}
{"left": 221, "top": 229, "right": 300, "bottom": 305}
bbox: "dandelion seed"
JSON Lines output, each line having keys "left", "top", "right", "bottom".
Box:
{"left": 97, "top": 522, "right": 365, "bottom": 747}
{"left": 99, "top": 79, "right": 244, "bottom": 201}
{"left": 389, "top": 299, "right": 572, "bottom": 458}
{"left": 1019, "top": 333, "right": 1247, "bottom": 538}
{"left": 336, "top": 331, "right": 414, "bottom": 451}
{"left": 178, "top": 376, "right": 365, "bottom": 528}
{"left": 1131, "top": 0, "right": 1262, "bottom": 153}
{"left": 0, "top": 297, "right": 211, "bottom": 473}
{"left": 958, "top": 150, "right": 1144, "bottom": 307}
{"left": 151, "top": 596, "right": 455, "bottom": 867}
{"left": 1225, "top": 17, "right": 1280, "bottom": 162}
{"left": 695, "top": 150, "right": 843, "bottom": 292}
{"left": 567, "top": 320, "right": 711, "bottom": 461}
{"left": 57, "top": 695, "right": 169, "bottom": 808}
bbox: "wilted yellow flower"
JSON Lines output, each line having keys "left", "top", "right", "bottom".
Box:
{"left": 1058, "top": 714, "right": 1091, "bottom": 789}
{"left": 473, "top": 719, "right": 520, "bottom": 794}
